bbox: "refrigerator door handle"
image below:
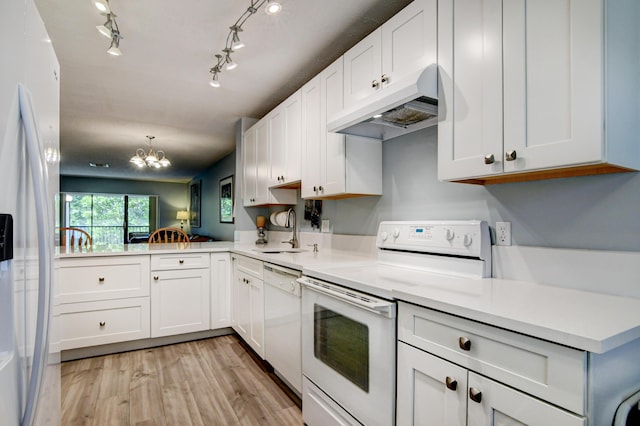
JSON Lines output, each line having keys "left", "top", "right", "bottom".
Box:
{"left": 18, "top": 84, "right": 54, "bottom": 426}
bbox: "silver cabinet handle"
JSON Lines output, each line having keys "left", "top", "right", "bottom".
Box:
{"left": 179, "top": 259, "right": 184, "bottom": 264}
{"left": 313, "top": 186, "right": 317, "bottom": 192}
{"left": 98, "top": 276, "right": 105, "bottom": 283}
{"left": 99, "top": 321, "right": 106, "bottom": 327}
{"left": 484, "top": 154, "right": 495, "bottom": 164}
{"left": 505, "top": 150, "right": 517, "bottom": 161}
{"left": 459, "top": 336, "right": 471, "bottom": 351}
{"left": 371, "top": 80, "right": 379, "bottom": 88}
{"left": 381, "top": 74, "right": 389, "bottom": 84}
{"left": 318, "top": 186, "right": 323, "bottom": 191}
{"left": 445, "top": 376, "right": 458, "bottom": 391}
{"left": 469, "top": 387, "right": 482, "bottom": 403}
{"left": 153, "top": 275, "right": 159, "bottom": 281}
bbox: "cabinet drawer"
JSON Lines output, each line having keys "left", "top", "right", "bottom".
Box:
{"left": 398, "top": 302, "right": 586, "bottom": 414}
{"left": 233, "top": 254, "right": 263, "bottom": 279}
{"left": 58, "top": 297, "right": 150, "bottom": 350}
{"left": 151, "top": 252, "right": 209, "bottom": 270}
{"left": 59, "top": 256, "right": 150, "bottom": 303}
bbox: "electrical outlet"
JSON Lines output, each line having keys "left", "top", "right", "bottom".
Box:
{"left": 321, "top": 219, "right": 330, "bottom": 233}
{"left": 496, "top": 222, "right": 511, "bottom": 246}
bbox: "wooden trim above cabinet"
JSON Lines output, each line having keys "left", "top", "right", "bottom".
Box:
{"left": 454, "top": 163, "right": 635, "bottom": 185}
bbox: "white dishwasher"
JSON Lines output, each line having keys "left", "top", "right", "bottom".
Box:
{"left": 263, "top": 263, "right": 302, "bottom": 395}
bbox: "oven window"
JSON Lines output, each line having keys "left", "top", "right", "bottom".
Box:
{"left": 313, "top": 304, "right": 369, "bottom": 392}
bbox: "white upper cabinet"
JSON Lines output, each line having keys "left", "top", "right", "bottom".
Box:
{"left": 438, "top": 0, "right": 640, "bottom": 184}
{"left": 302, "top": 57, "right": 382, "bottom": 199}
{"left": 269, "top": 90, "right": 302, "bottom": 187}
{"left": 344, "top": 0, "right": 437, "bottom": 109}
{"left": 243, "top": 115, "right": 296, "bottom": 207}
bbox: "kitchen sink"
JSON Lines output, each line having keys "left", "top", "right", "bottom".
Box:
{"left": 252, "top": 248, "right": 308, "bottom": 254}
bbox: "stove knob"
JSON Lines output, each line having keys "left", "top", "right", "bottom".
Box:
{"left": 463, "top": 234, "right": 473, "bottom": 247}
{"left": 380, "top": 231, "right": 389, "bottom": 241}
{"left": 392, "top": 228, "right": 400, "bottom": 239}
{"left": 445, "top": 228, "right": 455, "bottom": 241}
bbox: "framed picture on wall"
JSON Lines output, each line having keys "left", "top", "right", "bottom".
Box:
{"left": 190, "top": 180, "right": 201, "bottom": 228}
{"left": 219, "top": 175, "right": 234, "bottom": 223}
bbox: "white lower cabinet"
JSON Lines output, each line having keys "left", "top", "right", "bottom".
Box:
{"left": 210, "top": 252, "right": 232, "bottom": 329}
{"left": 58, "top": 255, "right": 151, "bottom": 350}
{"left": 397, "top": 301, "right": 640, "bottom": 425}
{"left": 232, "top": 255, "right": 265, "bottom": 358}
{"left": 397, "top": 342, "right": 584, "bottom": 426}
{"left": 150, "top": 253, "right": 210, "bottom": 338}
{"left": 58, "top": 298, "right": 150, "bottom": 350}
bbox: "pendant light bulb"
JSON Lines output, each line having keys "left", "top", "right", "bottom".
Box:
{"left": 92, "top": 0, "right": 111, "bottom": 13}
{"left": 226, "top": 61, "right": 237, "bottom": 71}
{"left": 231, "top": 31, "right": 245, "bottom": 50}
{"left": 265, "top": 1, "right": 282, "bottom": 15}
{"left": 107, "top": 44, "right": 121, "bottom": 56}
{"left": 210, "top": 75, "right": 221, "bottom": 88}
{"left": 96, "top": 24, "right": 112, "bottom": 39}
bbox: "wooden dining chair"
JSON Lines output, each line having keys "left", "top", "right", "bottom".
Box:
{"left": 148, "top": 227, "right": 190, "bottom": 244}
{"left": 60, "top": 227, "right": 92, "bottom": 248}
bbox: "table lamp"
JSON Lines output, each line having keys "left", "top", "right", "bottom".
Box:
{"left": 176, "top": 210, "right": 189, "bottom": 230}
{"left": 256, "top": 215, "right": 267, "bottom": 244}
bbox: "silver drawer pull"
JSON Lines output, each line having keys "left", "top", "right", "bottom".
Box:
{"left": 459, "top": 336, "right": 471, "bottom": 351}
{"left": 99, "top": 321, "right": 106, "bottom": 327}
{"left": 469, "top": 387, "right": 482, "bottom": 403}
{"left": 445, "top": 376, "right": 458, "bottom": 391}
{"left": 179, "top": 259, "right": 184, "bottom": 264}
{"left": 153, "top": 275, "right": 159, "bottom": 281}
{"left": 484, "top": 154, "right": 495, "bottom": 164}
{"left": 98, "top": 277, "right": 105, "bottom": 283}
{"left": 505, "top": 150, "right": 517, "bottom": 161}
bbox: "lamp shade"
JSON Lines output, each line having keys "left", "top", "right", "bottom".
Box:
{"left": 176, "top": 210, "right": 189, "bottom": 220}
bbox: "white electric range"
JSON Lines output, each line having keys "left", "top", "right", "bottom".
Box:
{"left": 298, "top": 220, "right": 491, "bottom": 426}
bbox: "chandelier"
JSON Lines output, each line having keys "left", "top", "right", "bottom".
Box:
{"left": 129, "top": 136, "right": 171, "bottom": 168}
{"left": 209, "top": 0, "right": 282, "bottom": 88}
{"left": 91, "top": 0, "right": 123, "bottom": 56}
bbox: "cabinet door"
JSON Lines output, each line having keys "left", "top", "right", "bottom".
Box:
{"left": 210, "top": 253, "right": 231, "bottom": 329}
{"left": 381, "top": 0, "right": 437, "bottom": 88}
{"left": 397, "top": 342, "right": 466, "bottom": 426}
{"left": 283, "top": 90, "right": 302, "bottom": 184}
{"left": 301, "top": 75, "right": 322, "bottom": 198}
{"left": 467, "top": 373, "right": 585, "bottom": 426}
{"left": 320, "top": 56, "right": 346, "bottom": 197}
{"left": 235, "top": 270, "right": 251, "bottom": 340}
{"left": 437, "top": 0, "right": 504, "bottom": 181}
{"left": 243, "top": 126, "right": 257, "bottom": 206}
{"left": 503, "top": 0, "right": 602, "bottom": 173}
{"left": 343, "top": 28, "right": 382, "bottom": 108}
{"left": 248, "top": 278, "right": 264, "bottom": 358}
{"left": 254, "top": 119, "right": 271, "bottom": 205}
{"left": 151, "top": 268, "right": 210, "bottom": 338}
{"left": 269, "top": 107, "right": 286, "bottom": 187}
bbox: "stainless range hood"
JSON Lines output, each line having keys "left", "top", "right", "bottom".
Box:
{"left": 328, "top": 64, "right": 438, "bottom": 141}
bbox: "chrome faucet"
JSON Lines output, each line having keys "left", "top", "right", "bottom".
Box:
{"left": 281, "top": 208, "right": 299, "bottom": 248}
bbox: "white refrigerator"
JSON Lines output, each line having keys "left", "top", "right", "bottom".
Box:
{"left": 0, "top": 0, "right": 61, "bottom": 424}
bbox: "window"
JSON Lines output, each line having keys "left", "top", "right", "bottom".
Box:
{"left": 60, "top": 193, "right": 158, "bottom": 244}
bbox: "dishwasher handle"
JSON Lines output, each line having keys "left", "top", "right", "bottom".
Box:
{"left": 298, "top": 277, "right": 396, "bottom": 318}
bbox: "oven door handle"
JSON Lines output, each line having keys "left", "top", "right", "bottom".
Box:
{"left": 298, "top": 278, "right": 396, "bottom": 318}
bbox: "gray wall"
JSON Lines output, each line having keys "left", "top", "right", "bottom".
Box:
{"left": 190, "top": 150, "right": 236, "bottom": 241}
{"left": 60, "top": 176, "right": 189, "bottom": 230}
{"left": 238, "top": 126, "right": 640, "bottom": 252}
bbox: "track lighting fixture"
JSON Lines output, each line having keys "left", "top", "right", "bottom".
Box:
{"left": 208, "top": 0, "right": 282, "bottom": 88}
{"left": 92, "top": 0, "right": 123, "bottom": 56}
{"left": 129, "top": 136, "right": 171, "bottom": 169}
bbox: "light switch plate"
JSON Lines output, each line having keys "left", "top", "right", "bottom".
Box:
{"left": 321, "top": 219, "right": 330, "bottom": 233}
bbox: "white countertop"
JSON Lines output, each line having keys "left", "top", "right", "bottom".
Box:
{"left": 57, "top": 240, "right": 640, "bottom": 354}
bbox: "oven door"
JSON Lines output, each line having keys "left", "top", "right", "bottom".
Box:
{"left": 300, "top": 276, "right": 396, "bottom": 426}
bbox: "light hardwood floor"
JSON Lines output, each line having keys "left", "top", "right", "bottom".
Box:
{"left": 61, "top": 334, "right": 303, "bottom": 425}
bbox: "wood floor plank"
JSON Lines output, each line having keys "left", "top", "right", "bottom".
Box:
{"left": 61, "top": 334, "right": 303, "bottom": 425}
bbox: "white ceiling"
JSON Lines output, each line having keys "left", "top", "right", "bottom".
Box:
{"left": 35, "top": 0, "right": 412, "bottom": 183}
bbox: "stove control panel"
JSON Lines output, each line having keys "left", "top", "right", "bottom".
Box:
{"left": 376, "top": 220, "right": 490, "bottom": 260}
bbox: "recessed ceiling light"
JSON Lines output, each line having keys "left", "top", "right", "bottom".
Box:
{"left": 89, "top": 162, "right": 110, "bottom": 168}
